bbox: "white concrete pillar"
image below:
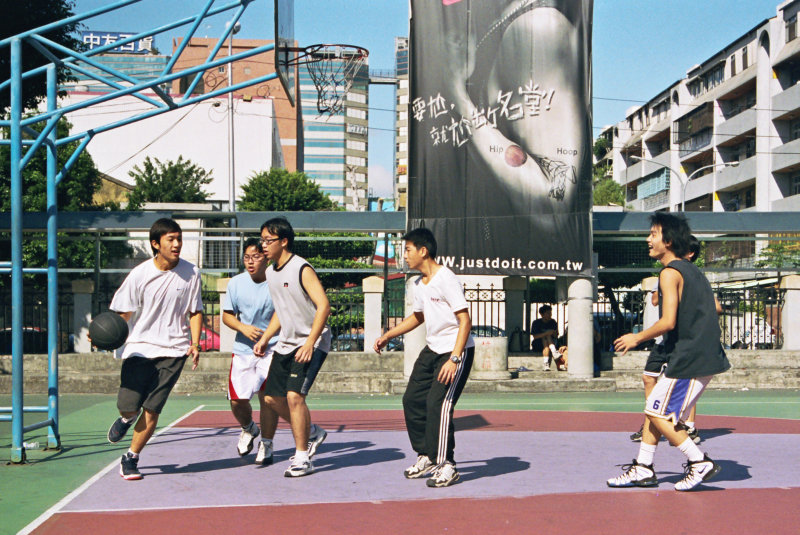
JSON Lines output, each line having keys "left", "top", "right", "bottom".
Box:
{"left": 780, "top": 275, "right": 800, "bottom": 350}
{"left": 641, "top": 276, "right": 659, "bottom": 331}
{"left": 403, "top": 275, "right": 427, "bottom": 378}
{"left": 472, "top": 336, "right": 511, "bottom": 379}
{"left": 503, "top": 276, "right": 527, "bottom": 352}
{"left": 217, "top": 277, "right": 235, "bottom": 353}
{"left": 567, "top": 277, "right": 594, "bottom": 379}
{"left": 363, "top": 276, "right": 384, "bottom": 353}
{"left": 72, "top": 279, "right": 94, "bottom": 353}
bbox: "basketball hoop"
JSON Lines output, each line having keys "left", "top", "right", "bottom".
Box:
{"left": 284, "top": 44, "right": 368, "bottom": 115}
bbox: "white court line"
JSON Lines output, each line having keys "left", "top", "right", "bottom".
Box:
{"left": 18, "top": 404, "right": 207, "bottom": 535}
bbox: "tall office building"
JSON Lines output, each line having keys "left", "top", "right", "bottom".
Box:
{"left": 299, "top": 48, "right": 370, "bottom": 211}
{"left": 598, "top": 1, "right": 800, "bottom": 214}
{"left": 394, "top": 37, "right": 409, "bottom": 211}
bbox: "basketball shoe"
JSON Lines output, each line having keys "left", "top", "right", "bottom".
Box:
{"left": 108, "top": 413, "right": 137, "bottom": 444}
{"left": 284, "top": 456, "right": 314, "bottom": 477}
{"left": 237, "top": 420, "right": 260, "bottom": 456}
{"left": 404, "top": 454, "right": 434, "bottom": 479}
{"left": 255, "top": 440, "right": 273, "bottom": 466}
{"left": 119, "top": 453, "right": 142, "bottom": 481}
{"left": 675, "top": 454, "right": 720, "bottom": 491}
{"left": 426, "top": 462, "right": 460, "bottom": 488}
{"left": 308, "top": 423, "right": 327, "bottom": 458}
{"left": 607, "top": 459, "right": 658, "bottom": 487}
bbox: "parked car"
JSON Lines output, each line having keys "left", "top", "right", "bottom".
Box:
{"left": 199, "top": 327, "right": 220, "bottom": 351}
{"left": 470, "top": 325, "right": 506, "bottom": 337}
{"left": 330, "top": 333, "right": 404, "bottom": 352}
{"left": 0, "top": 326, "right": 48, "bottom": 354}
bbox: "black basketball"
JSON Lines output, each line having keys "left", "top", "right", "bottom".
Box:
{"left": 89, "top": 311, "right": 129, "bottom": 351}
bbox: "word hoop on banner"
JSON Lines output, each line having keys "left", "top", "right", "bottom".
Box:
{"left": 285, "top": 44, "right": 368, "bottom": 115}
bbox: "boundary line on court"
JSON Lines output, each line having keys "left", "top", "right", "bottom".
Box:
{"left": 18, "top": 404, "right": 207, "bottom": 535}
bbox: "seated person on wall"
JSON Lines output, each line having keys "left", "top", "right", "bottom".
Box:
{"left": 530, "top": 305, "right": 564, "bottom": 371}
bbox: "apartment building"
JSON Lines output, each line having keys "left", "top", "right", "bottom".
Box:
{"left": 394, "top": 37, "right": 409, "bottom": 211}
{"left": 598, "top": 0, "right": 800, "bottom": 214}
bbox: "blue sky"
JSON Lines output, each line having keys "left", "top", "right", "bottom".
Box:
{"left": 72, "top": 0, "right": 781, "bottom": 196}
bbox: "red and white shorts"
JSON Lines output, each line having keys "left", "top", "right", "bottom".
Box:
{"left": 227, "top": 350, "right": 274, "bottom": 401}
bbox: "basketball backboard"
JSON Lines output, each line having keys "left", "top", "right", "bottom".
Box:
{"left": 274, "top": 0, "right": 296, "bottom": 106}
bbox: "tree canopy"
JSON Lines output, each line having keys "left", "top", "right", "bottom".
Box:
{"left": 238, "top": 168, "right": 335, "bottom": 211}
{"left": 593, "top": 177, "right": 625, "bottom": 206}
{"left": 1, "top": 0, "right": 83, "bottom": 114}
{"left": 126, "top": 156, "right": 213, "bottom": 209}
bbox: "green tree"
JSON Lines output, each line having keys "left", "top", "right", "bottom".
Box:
{"left": 1, "top": 0, "right": 83, "bottom": 114}
{"left": 593, "top": 137, "right": 610, "bottom": 161}
{"left": 755, "top": 240, "right": 800, "bottom": 271}
{"left": 593, "top": 177, "right": 625, "bottom": 206}
{"left": 0, "top": 118, "right": 128, "bottom": 288}
{"left": 238, "top": 168, "right": 335, "bottom": 211}
{"left": 126, "top": 156, "right": 213, "bottom": 209}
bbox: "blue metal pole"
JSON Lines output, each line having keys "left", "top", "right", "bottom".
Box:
{"left": 46, "top": 64, "right": 60, "bottom": 450}
{"left": 10, "top": 37, "right": 25, "bottom": 464}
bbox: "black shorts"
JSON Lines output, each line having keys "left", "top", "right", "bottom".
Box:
{"left": 264, "top": 347, "right": 328, "bottom": 397}
{"left": 643, "top": 344, "right": 668, "bottom": 377}
{"left": 117, "top": 356, "right": 187, "bottom": 414}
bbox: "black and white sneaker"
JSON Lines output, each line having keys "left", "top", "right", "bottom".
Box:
{"left": 237, "top": 420, "right": 260, "bottom": 456}
{"left": 426, "top": 462, "right": 460, "bottom": 488}
{"left": 404, "top": 454, "right": 434, "bottom": 479}
{"left": 629, "top": 425, "right": 643, "bottom": 442}
{"left": 675, "top": 454, "right": 720, "bottom": 491}
{"left": 687, "top": 426, "right": 701, "bottom": 444}
{"left": 108, "top": 416, "right": 135, "bottom": 444}
{"left": 607, "top": 459, "right": 658, "bottom": 488}
{"left": 255, "top": 441, "right": 273, "bottom": 466}
{"left": 119, "top": 454, "right": 142, "bottom": 480}
{"left": 307, "top": 424, "right": 327, "bottom": 458}
{"left": 284, "top": 456, "right": 314, "bottom": 477}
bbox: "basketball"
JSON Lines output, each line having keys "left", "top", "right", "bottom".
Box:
{"left": 89, "top": 311, "right": 129, "bottom": 351}
{"left": 504, "top": 144, "right": 527, "bottom": 167}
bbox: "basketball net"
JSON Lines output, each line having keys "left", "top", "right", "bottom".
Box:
{"left": 301, "top": 45, "right": 368, "bottom": 115}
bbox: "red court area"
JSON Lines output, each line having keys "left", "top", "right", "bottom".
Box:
{"left": 31, "top": 410, "right": 800, "bottom": 535}
{"left": 180, "top": 408, "right": 800, "bottom": 434}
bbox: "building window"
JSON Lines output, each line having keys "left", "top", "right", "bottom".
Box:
{"left": 745, "top": 188, "right": 754, "bottom": 208}
{"left": 346, "top": 139, "right": 366, "bottom": 151}
{"left": 347, "top": 92, "right": 366, "bottom": 103}
{"left": 218, "top": 66, "right": 225, "bottom": 73}
{"left": 792, "top": 174, "right": 800, "bottom": 196}
{"left": 243, "top": 66, "right": 251, "bottom": 75}
{"left": 742, "top": 45, "right": 749, "bottom": 69}
{"left": 787, "top": 16, "right": 797, "bottom": 43}
{"left": 346, "top": 155, "right": 366, "bottom": 166}
{"left": 347, "top": 107, "right": 366, "bottom": 120}
{"left": 791, "top": 119, "right": 800, "bottom": 141}
{"left": 730, "top": 54, "right": 736, "bottom": 77}
{"left": 746, "top": 138, "right": 756, "bottom": 158}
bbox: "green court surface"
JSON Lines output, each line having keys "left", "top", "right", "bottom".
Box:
{"left": 1, "top": 390, "right": 799, "bottom": 535}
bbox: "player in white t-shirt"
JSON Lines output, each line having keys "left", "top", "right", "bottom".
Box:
{"left": 374, "top": 228, "right": 475, "bottom": 488}
{"left": 105, "top": 218, "right": 203, "bottom": 481}
{"left": 223, "top": 238, "right": 325, "bottom": 465}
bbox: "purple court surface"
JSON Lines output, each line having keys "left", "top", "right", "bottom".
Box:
{"left": 27, "top": 410, "right": 800, "bottom": 534}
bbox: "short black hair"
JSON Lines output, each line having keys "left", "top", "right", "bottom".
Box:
{"left": 687, "top": 235, "right": 701, "bottom": 263}
{"left": 149, "top": 218, "right": 182, "bottom": 256}
{"left": 650, "top": 212, "right": 690, "bottom": 258}
{"left": 261, "top": 217, "right": 294, "bottom": 250}
{"left": 539, "top": 305, "right": 552, "bottom": 315}
{"left": 242, "top": 237, "right": 262, "bottom": 254}
{"left": 403, "top": 227, "right": 437, "bottom": 259}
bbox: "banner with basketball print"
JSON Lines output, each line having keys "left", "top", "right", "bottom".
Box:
{"left": 408, "top": 0, "right": 593, "bottom": 277}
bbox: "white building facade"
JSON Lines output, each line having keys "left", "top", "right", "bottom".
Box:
{"left": 598, "top": 0, "right": 800, "bottom": 214}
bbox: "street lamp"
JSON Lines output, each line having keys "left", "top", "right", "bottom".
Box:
{"left": 629, "top": 156, "right": 738, "bottom": 211}
{"left": 226, "top": 21, "right": 240, "bottom": 273}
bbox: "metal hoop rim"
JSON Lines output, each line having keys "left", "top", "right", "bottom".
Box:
{"left": 281, "top": 43, "right": 369, "bottom": 67}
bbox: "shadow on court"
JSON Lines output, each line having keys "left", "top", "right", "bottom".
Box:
{"left": 458, "top": 456, "right": 531, "bottom": 482}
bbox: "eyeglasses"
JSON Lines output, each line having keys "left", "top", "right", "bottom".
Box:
{"left": 260, "top": 237, "right": 280, "bottom": 247}
{"left": 243, "top": 254, "right": 264, "bottom": 262}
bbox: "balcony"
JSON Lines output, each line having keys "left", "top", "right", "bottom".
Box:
{"left": 715, "top": 108, "right": 756, "bottom": 146}
{"left": 683, "top": 171, "right": 716, "bottom": 204}
{"left": 621, "top": 161, "right": 642, "bottom": 184}
{"left": 772, "top": 138, "right": 800, "bottom": 173}
{"left": 772, "top": 82, "right": 800, "bottom": 121}
{"left": 716, "top": 156, "right": 756, "bottom": 191}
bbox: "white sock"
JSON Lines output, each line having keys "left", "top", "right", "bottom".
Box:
{"left": 126, "top": 449, "right": 139, "bottom": 459}
{"left": 636, "top": 443, "right": 657, "bottom": 466}
{"left": 261, "top": 438, "right": 273, "bottom": 447}
{"left": 294, "top": 449, "right": 309, "bottom": 463}
{"left": 685, "top": 421, "right": 695, "bottom": 430}
{"left": 549, "top": 344, "right": 560, "bottom": 358}
{"left": 678, "top": 437, "right": 704, "bottom": 462}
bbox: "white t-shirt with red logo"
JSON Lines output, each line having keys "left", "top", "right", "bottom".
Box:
{"left": 412, "top": 266, "right": 475, "bottom": 355}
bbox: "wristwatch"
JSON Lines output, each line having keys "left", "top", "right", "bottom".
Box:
{"left": 449, "top": 355, "right": 462, "bottom": 364}
{"left": 192, "top": 343, "right": 201, "bottom": 351}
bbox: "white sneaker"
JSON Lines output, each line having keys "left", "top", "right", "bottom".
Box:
{"left": 542, "top": 358, "right": 551, "bottom": 371}
{"left": 237, "top": 421, "right": 260, "bottom": 456}
{"left": 404, "top": 454, "right": 435, "bottom": 479}
{"left": 675, "top": 455, "right": 720, "bottom": 491}
{"left": 607, "top": 459, "right": 658, "bottom": 487}
{"left": 284, "top": 456, "right": 314, "bottom": 477}
{"left": 255, "top": 441, "right": 273, "bottom": 466}
{"left": 426, "top": 462, "right": 460, "bottom": 488}
{"left": 307, "top": 424, "right": 327, "bottom": 458}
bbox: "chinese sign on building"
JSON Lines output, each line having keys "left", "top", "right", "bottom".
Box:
{"left": 82, "top": 31, "right": 153, "bottom": 54}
